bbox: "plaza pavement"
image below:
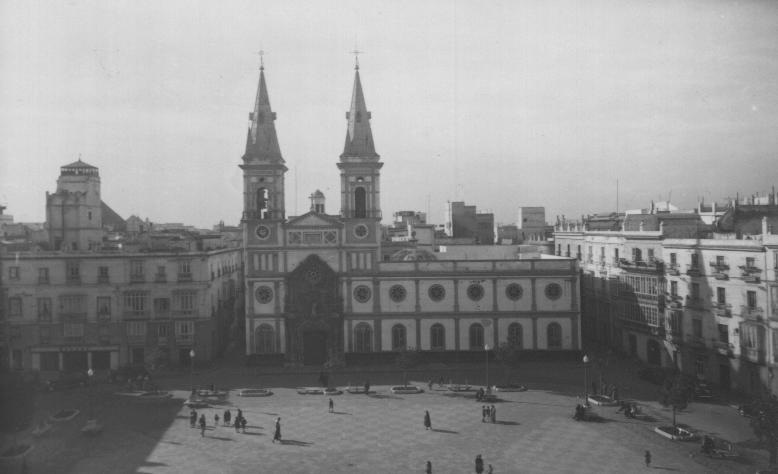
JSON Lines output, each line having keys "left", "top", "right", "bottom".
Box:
{"left": 8, "top": 357, "right": 773, "bottom": 473}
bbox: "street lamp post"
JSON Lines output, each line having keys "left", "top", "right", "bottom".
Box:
{"left": 189, "top": 349, "right": 195, "bottom": 394}
{"left": 87, "top": 368, "right": 94, "bottom": 420}
{"left": 485, "top": 344, "right": 490, "bottom": 392}
{"left": 582, "top": 355, "right": 590, "bottom": 406}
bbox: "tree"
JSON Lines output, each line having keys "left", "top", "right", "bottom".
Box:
{"left": 659, "top": 372, "right": 694, "bottom": 429}
{"left": 748, "top": 393, "right": 778, "bottom": 466}
{"left": 395, "top": 348, "right": 422, "bottom": 387}
{"left": 492, "top": 342, "right": 521, "bottom": 384}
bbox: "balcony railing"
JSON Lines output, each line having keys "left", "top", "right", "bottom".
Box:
{"left": 38, "top": 277, "right": 50, "bottom": 285}
{"left": 155, "top": 273, "right": 167, "bottom": 283}
{"left": 123, "top": 311, "right": 150, "bottom": 320}
{"left": 713, "top": 302, "right": 732, "bottom": 317}
{"left": 685, "top": 296, "right": 705, "bottom": 309}
{"left": 66, "top": 276, "right": 81, "bottom": 285}
{"left": 741, "top": 306, "right": 764, "bottom": 321}
{"left": 130, "top": 274, "right": 146, "bottom": 283}
{"left": 740, "top": 265, "right": 761, "bottom": 274}
{"left": 157, "top": 336, "right": 169, "bottom": 347}
{"left": 712, "top": 340, "right": 734, "bottom": 356}
{"left": 667, "top": 263, "right": 680, "bottom": 276}
{"left": 686, "top": 265, "right": 702, "bottom": 277}
{"left": 175, "top": 334, "right": 194, "bottom": 344}
{"left": 741, "top": 346, "right": 766, "bottom": 365}
{"left": 97, "top": 275, "right": 110, "bottom": 284}
{"left": 618, "top": 258, "right": 663, "bottom": 272}
{"left": 59, "top": 312, "right": 87, "bottom": 322}
{"left": 177, "top": 273, "right": 193, "bottom": 282}
{"left": 742, "top": 273, "right": 761, "bottom": 283}
{"left": 709, "top": 260, "right": 730, "bottom": 271}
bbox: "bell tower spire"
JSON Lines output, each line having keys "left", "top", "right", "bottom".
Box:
{"left": 240, "top": 55, "right": 287, "bottom": 238}
{"left": 338, "top": 60, "right": 383, "bottom": 253}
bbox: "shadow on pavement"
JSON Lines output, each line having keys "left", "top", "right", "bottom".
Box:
{"left": 280, "top": 439, "right": 312, "bottom": 447}
{"left": 431, "top": 428, "right": 458, "bottom": 434}
{"left": 331, "top": 411, "right": 352, "bottom": 415}
{"left": 493, "top": 420, "right": 519, "bottom": 426}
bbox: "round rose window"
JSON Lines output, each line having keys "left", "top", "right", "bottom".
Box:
{"left": 428, "top": 284, "right": 445, "bottom": 302}
{"left": 505, "top": 283, "right": 523, "bottom": 301}
{"left": 255, "top": 285, "right": 273, "bottom": 304}
{"left": 545, "top": 283, "right": 562, "bottom": 300}
{"left": 389, "top": 285, "right": 407, "bottom": 302}
{"left": 467, "top": 283, "right": 485, "bottom": 301}
{"left": 353, "top": 285, "right": 372, "bottom": 303}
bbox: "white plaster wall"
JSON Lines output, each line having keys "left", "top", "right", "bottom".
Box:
{"left": 419, "top": 318, "right": 455, "bottom": 350}
{"left": 496, "top": 279, "right": 533, "bottom": 312}
{"left": 418, "top": 280, "right": 456, "bottom": 312}
{"left": 457, "top": 279, "right": 494, "bottom": 312}
{"left": 349, "top": 279, "right": 375, "bottom": 314}
{"left": 536, "top": 318, "right": 572, "bottom": 350}
{"left": 379, "top": 280, "right": 416, "bottom": 313}
{"left": 459, "top": 317, "right": 496, "bottom": 350}
{"left": 536, "top": 278, "right": 572, "bottom": 312}
{"left": 381, "top": 319, "right": 417, "bottom": 350}
{"left": 496, "top": 317, "right": 533, "bottom": 348}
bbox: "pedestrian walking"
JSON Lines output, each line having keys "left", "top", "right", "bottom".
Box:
{"left": 482, "top": 405, "right": 487, "bottom": 422}
{"left": 199, "top": 414, "right": 206, "bottom": 437}
{"left": 425, "top": 460, "right": 432, "bottom": 474}
{"left": 644, "top": 450, "right": 651, "bottom": 468}
{"left": 214, "top": 413, "right": 219, "bottom": 426}
{"left": 224, "top": 409, "right": 231, "bottom": 426}
{"left": 475, "top": 454, "right": 484, "bottom": 474}
{"left": 490, "top": 405, "right": 496, "bottom": 423}
{"left": 234, "top": 416, "right": 241, "bottom": 433}
{"left": 241, "top": 416, "right": 247, "bottom": 433}
{"left": 273, "top": 417, "right": 282, "bottom": 443}
{"left": 190, "top": 409, "right": 197, "bottom": 428}
{"left": 424, "top": 410, "right": 432, "bottom": 430}
{"left": 487, "top": 464, "right": 493, "bottom": 474}
{"left": 428, "top": 378, "right": 433, "bottom": 391}
{"left": 329, "top": 398, "right": 334, "bottom": 413}
{"left": 237, "top": 409, "right": 243, "bottom": 421}
{"left": 364, "top": 380, "right": 370, "bottom": 395}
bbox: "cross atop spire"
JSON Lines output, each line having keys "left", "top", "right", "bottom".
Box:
{"left": 351, "top": 49, "right": 362, "bottom": 70}
{"left": 258, "top": 49, "right": 265, "bottom": 70}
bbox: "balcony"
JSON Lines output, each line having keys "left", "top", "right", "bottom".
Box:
{"left": 123, "top": 311, "right": 150, "bottom": 320}
{"left": 686, "top": 335, "right": 707, "bottom": 349}
{"left": 59, "top": 312, "right": 87, "bottom": 322}
{"left": 686, "top": 265, "right": 702, "bottom": 277}
{"left": 97, "top": 275, "right": 110, "bottom": 285}
{"left": 712, "top": 302, "right": 732, "bottom": 317}
{"left": 66, "top": 276, "right": 81, "bottom": 286}
{"left": 38, "top": 276, "right": 50, "bottom": 285}
{"left": 177, "top": 273, "right": 193, "bottom": 282}
{"left": 667, "top": 263, "right": 680, "bottom": 276}
{"left": 130, "top": 274, "right": 146, "bottom": 283}
{"left": 709, "top": 260, "right": 730, "bottom": 271}
{"left": 712, "top": 340, "right": 734, "bottom": 357}
{"left": 154, "top": 273, "right": 167, "bottom": 283}
{"left": 742, "top": 273, "right": 761, "bottom": 283}
{"left": 741, "top": 305, "right": 764, "bottom": 322}
{"left": 157, "top": 336, "right": 169, "bottom": 347}
{"left": 741, "top": 345, "right": 766, "bottom": 365}
{"left": 618, "top": 258, "right": 663, "bottom": 273}
{"left": 665, "top": 294, "right": 682, "bottom": 308}
{"left": 175, "top": 334, "right": 194, "bottom": 345}
{"left": 685, "top": 296, "right": 706, "bottom": 310}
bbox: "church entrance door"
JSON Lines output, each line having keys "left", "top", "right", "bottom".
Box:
{"left": 303, "top": 331, "right": 327, "bottom": 366}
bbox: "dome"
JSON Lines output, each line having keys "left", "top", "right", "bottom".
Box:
{"left": 389, "top": 248, "right": 437, "bottom": 262}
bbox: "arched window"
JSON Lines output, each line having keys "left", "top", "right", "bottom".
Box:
{"left": 354, "top": 187, "right": 366, "bottom": 218}
{"left": 547, "top": 322, "right": 562, "bottom": 349}
{"left": 430, "top": 324, "right": 445, "bottom": 350}
{"left": 507, "top": 323, "right": 523, "bottom": 348}
{"left": 392, "top": 324, "right": 407, "bottom": 350}
{"left": 256, "top": 188, "right": 270, "bottom": 219}
{"left": 255, "top": 324, "right": 275, "bottom": 354}
{"left": 469, "top": 323, "right": 484, "bottom": 349}
{"left": 354, "top": 323, "right": 372, "bottom": 353}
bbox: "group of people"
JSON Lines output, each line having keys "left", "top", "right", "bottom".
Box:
{"left": 573, "top": 404, "right": 588, "bottom": 421}
{"left": 481, "top": 405, "right": 497, "bottom": 423}
{"left": 475, "top": 387, "right": 494, "bottom": 401}
{"left": 190, "top": 408, "right": 248, "bottom": 436}
{"left": 424, "top": 454, "right": 493, "bottom": 473}
{"left": 616, "top": 401, "right": 640, "bottom": 419}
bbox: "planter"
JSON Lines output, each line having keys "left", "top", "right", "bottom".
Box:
{"left": 587, "top": 395, "right": 618, "bottom": 407}
{"left": 323, "top": 388, "right": 343, "bottom": 395}
{"left": 346, "top": 386, "right": 368, "bottom": 394}
{"left": 238, "top": 388, "right": 273, "bottom": 397}
{"left": 654, "top": 425, "right": 697, "bottom": 441}
{"left": 446, "top": 384, "right": 472, "bottom": 392}
{"left": 184, "top": 399, "right": 210, "bottom": 408}
{"left": 297, "top": 387, "right": 326, "bottom": 395}
{"left": 494, "top": 384, "right": 527, "bottom": 392}
{"left": 136, "top": 391, "right": 173, "bottom": 402}
{"left": 81, "top": 419, "right": 103, "bottom": 435}
{"left": 391, "top": 386, "right": 423, "bottom": 394}
{"left": 50, "top": 409, "right": 80, "bottom": 422}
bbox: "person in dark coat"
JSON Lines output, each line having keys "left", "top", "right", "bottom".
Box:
{"left": 273, "top": 417, "right": 282, "bottom": 443}
{"left": 475, "top": 454, "right": 484, "bottom": 474}
{"left": 224, "top": 409, "right": 231, "bottom": 426}
{"left": 644, "top": 450, "right": 651, "bottom": 467}
{"left": 482, "top": 405, "right": 487, "bottom": 422}
{"left": 214, "top": 413, "right": 219, "bottom": 426}
{"left": 424, "top": 410, "right": 431, "bottom": 430}
{"left": 329, "top": 398, "right": 334, "bottom": 413}
{"left": 199, "top": 414, "right": 206, "bottom": 437}
{"left": 490, "top": 405, "right": 496, "bottom": 423}
{"left": 364, "top": 380, "right": 370, "bottom": 395}
{"left": 190, "top": 409, "right": 197, "bottom": 428}
{"left": 425, "top": 460, "right": 432, "bottom": 473}
{"left": 241, "top": 416, "right": 247, "bottom": 433}
{"left": 234, "top": 415, "right": 241, "bottom": 433}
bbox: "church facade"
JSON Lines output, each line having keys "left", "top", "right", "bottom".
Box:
{"left": 241, "top": 63, "right": 582, "bottom": 366}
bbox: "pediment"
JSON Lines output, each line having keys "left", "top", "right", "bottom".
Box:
{"left": 286, "top": 212, "right": 342, "bottom": 228}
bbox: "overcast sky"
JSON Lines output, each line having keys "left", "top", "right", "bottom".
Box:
{"left": 2, "top": 0, "right": 778, "bottom": 228}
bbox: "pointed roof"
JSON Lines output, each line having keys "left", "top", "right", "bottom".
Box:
{"left": 243, "top": 66, "right": 284, "bottom": 164}
{"left": 341, "top": 68, "right": 378, "bottom": 158}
